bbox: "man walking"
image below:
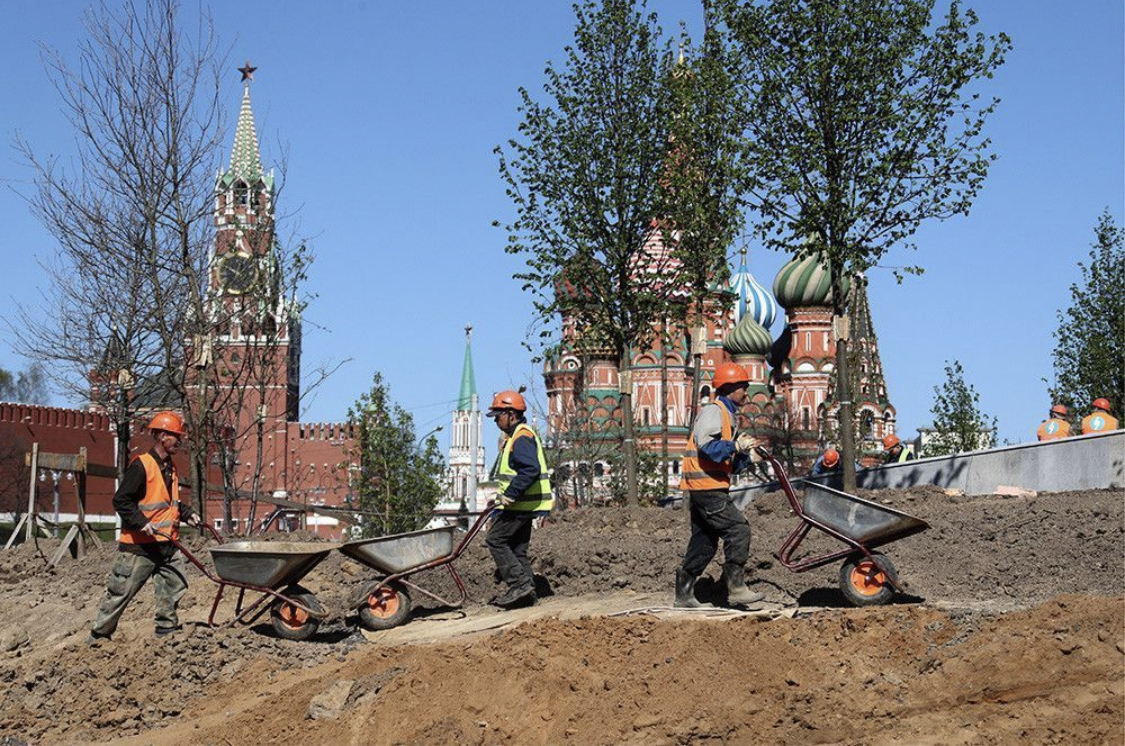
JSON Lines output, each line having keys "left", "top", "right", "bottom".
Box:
{"left": 89, "top": 411, "right": 199, "bottom": 642}
{"left": 675, "top": 363, "right": 764, "bottom": 609}
{"left": 485, "top": 390, "right": 553, "bottom": 609}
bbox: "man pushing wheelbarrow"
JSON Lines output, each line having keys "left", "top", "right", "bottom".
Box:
{"left": 675, "top": 363, "right": 764, "bottom": 609}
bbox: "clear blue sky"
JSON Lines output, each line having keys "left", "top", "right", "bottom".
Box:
{"left": 1, "top": 1, "right": 1122, "bottom": 459}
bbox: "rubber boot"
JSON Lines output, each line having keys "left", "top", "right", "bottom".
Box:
{"left": 494, "top": 582, "right": 537, "bottom": 609}
{"left": 674, "top": 569, "right": 704, "bottom": 608}
{"left": 722, "top": 564, "right": 764, "bottom": 607}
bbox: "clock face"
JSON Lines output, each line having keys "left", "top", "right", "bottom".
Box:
{"left": 219, "top": 253, "right": 258, "bottom": 295}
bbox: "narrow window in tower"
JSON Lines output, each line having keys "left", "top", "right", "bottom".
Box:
{"left": 823, "top": 332, "right": 828, "bottom": 351}
{"left": 643, "top": 409, "right": 650, "bottom": 426}
{"left": 805, "top": 331, "right": 811, "bottom": 350}
{"left": 802, "top": 408, "right": 810, "bottom": 430}
{"left": 235, "top": 181, "right": 249, "bottom": 206}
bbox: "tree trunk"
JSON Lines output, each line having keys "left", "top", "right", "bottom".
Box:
{"left": 833, "top": 263, "right": 857, "bottom": 493}
{"left": 659, "top": 325, "right": 669, "bottom": 497}
{"left": 618, "top": 347, "right": 638, "bottom": 507}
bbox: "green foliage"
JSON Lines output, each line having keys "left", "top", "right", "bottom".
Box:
{"left": 0, "top": 363, "right": 49, "bottom": 404}
{"left": 1048, "top": 210, "right": 1124, "bottom": 416}
{"left": 717, "top": 0, "right": 1011, "bottom": 276}
{"left": 496, "top": 0, "right": 683, "bottom": 357}
{"left": 924, "top": 360, "right": 996, "bottom": 456}
{"left": 346, "top": 373, "right": 445, "bottom": 538}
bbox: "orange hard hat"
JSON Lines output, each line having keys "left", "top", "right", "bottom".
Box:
{"left": 1050, "top": 404, "right": 1068, "bottom": 417}
{"left": 712, "top": 362, "right": 750, "bottom": 391}
{"left": 487, "top": 390, "right": 526, "bottom": 414}
{"left": 148, "top": 411, "right": 185, "bottom": 437}
{"left": 1092, "top": 398, "right": 1111, "bottom": 412}
{"left": 822, "top": 449, "right": 840, "bottom": 468}
{"left": 882, "top": 434, "right": 900, "bottom": 450}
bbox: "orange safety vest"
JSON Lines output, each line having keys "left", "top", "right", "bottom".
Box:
{"left": 680, "top": 404, "right": 734, "bottom": 491}
{"left": 1036, "top": 418, "right": 1071, "bottom": 441}
{"left": 119, "top": 453, "right": 181, "bottom": 545}
{"left": 1081, "top": 412, "right": 1119, "bottom": 434}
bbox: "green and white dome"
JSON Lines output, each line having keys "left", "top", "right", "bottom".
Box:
{"left": 723, "top": 313, "right": 773, "bottom": 357}
{"left": 773, "top": 253, "right": 850, "bottom": 308}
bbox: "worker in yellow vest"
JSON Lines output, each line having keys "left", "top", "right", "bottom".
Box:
{"left": 485, "top": 390, "right": 553, "bottom": 609}
{"left": 1081, "top": 398, "right": 1119, "bottom": 434}
{"left": 1037, "top": 404, "right": 1072, "bottom": 441}
{"left": 882, "top": 434, "right": 916, "bottom": 464}
{"left": 675, "top": 362, "right": 764, "bottom": 609}
{"left": 89, "top": 412, "right": 199, "bottom": 643}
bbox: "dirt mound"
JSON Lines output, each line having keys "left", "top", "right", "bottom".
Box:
{"left": 0, "top": 486, "right": 1121, "bottom": 744}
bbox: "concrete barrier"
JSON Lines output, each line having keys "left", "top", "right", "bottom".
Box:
{"left": 731, "top": 430, "right": 1125, "bottom": 509}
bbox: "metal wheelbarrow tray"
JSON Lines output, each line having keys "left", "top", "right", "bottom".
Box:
{"left": 170, "top": 526, "right": 337, "bottom": 640}
{"left": 758, "top": 448, "right": 930, "bottom": 606}
{"left": 338, "top": 506, "right": 494, "bottom": 632}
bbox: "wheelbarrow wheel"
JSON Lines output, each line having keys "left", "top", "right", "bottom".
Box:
{"left": 359, "top": 581, "right": 412, "bottom": 631}
{"left": 839, "top": 553, "right": 898, "bottom": 607}
{"left": 270, "top": 585, "right": 323, "bottom": 641}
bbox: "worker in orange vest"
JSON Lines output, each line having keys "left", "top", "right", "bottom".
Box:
{"left": 675, "top": 362, "right": 764, "bottom": 609}
{"left": 89, "top": 412, "right": 199, "bottom": 643}
{"left": 1037, "top": 404, "right": 1072, "bottom": 441}
{"left": 1081, "top": 398, "right": 1119, "bottom": 434}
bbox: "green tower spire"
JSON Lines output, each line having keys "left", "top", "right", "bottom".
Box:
{"left": 457, "top": 325, "right": 477, "bottom": 411}
{"left": 229, "top": 84, "right": 263, "bottom": 183}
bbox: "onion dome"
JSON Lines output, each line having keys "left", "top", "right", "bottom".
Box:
{"left": 724, "top": 313, "right": 773, "bottom": 357}
{"left": 773, "top": 252, "right": 851, "bottom": 308}
{"left": 729, "top": 247, "right": 778, "bottom": 329}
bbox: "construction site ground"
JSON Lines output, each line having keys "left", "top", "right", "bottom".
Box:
{"left": 0, "top": 484, "right": 1122, "bottom": 745}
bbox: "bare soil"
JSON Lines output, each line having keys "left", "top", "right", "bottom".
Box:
{"left": 0, "top": 486, "right": 1121, "bottom": 745}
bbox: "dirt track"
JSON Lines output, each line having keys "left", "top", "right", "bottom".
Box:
{"left": 0, "top": 485, "right": 1122, "bottom": 745}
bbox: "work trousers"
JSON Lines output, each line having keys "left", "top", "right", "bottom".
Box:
{"left": 91, "top": 548, "right": 188, "bottom": 637}
{"left": 485, "top": 511, "right": 535, "bottom": 590}
{"left": 680, "top": 489, "right": 751, "bottom": 578}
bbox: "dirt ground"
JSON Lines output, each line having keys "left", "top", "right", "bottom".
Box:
{"left": 0, "top": 485, "right": 1122, "bottom": 745}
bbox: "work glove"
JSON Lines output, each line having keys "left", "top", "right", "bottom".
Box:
{"left": 734, "top": 432, "right": 757, "bottom": 454}
{"left": 495, "top": 494, "right": 514, "bottom": 508}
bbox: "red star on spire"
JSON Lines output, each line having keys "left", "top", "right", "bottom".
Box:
{"left": 238, "top": 61, "right": 257, "bottom": 82}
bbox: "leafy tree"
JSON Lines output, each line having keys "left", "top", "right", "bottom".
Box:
{"left": 1048, "top": 210, "right": 1124, "bottom": 416}
{"left": 924, "top": 360, "right": 996, "bottom": 456}
{"left": 0, "top": 363, "right": 49, "bottom": 404}
{"left": 346, "top": 373, "right": 444, "bottom": 537}
{"left": 497, "top": 0, "right": 741, "bottom": 505}
{"left": 715, "top": 0, "right": 1010, "bottom": 489}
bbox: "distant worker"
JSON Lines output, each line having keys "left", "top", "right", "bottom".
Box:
{"left": 882, "top": 434, "right": 916, "bottom": 464}
{"left": 1037, "top": 404, "right": 1072, "bottom": 441}
{"left": 1081, "top": 398, "right": 1118, "bottom": 434}
{"left": 675, "top": 362, "right": 764, "bottom": 609}
{"left": 89, "top": 412, "right": 199, "bottom": 643}
{"left": 485, "top": 390, "right": 553, "bottom": 609}
{"left": 810, "top": 448, "right": 850, "bottom": 476}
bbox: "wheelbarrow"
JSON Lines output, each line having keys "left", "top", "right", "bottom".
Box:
{"left": 165, "top": 526, "right": 336, "bottom": 641}
{"left": 757, "top": 447, "right": 930, "bottom": 606}
{"left": 338, "top": 504, "right": 494, "bottom": 631}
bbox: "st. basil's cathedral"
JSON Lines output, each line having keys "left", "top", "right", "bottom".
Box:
{"left": 542, "top": 233, "right": 899, "bottom": 504}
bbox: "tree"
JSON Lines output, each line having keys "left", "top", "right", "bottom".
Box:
{"left": 924, "top": 360, "right": 996, "bottom": 456}
{"left": 715, "top": 0, "right": 1010, "bottom": 489}
{"left": 497, "top": 0, "right": 740, "bottom": 505}
{"left": 1048, "top": 210, "right": 1124, "bottom": 416}
{"left": 0, "top": 363, "right": 49, "bottom": 404}
{"left": 346, "top": 373, "right": 445, "bottom": 538}
{"left": 10, "top": 0, "right": 226, "bottom": 506}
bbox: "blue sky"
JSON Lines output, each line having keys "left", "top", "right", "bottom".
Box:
{"left": 1, "top": 1, "right": 1122, "bottom": 459}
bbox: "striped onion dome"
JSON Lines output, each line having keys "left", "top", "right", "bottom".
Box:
{"left": 723, "top": 313, "right": 773, "bottom": 357}
{"left": 773, "top": 251, "right": 850, "bottom": 308}
{"left": 729, "top": 247, "right": 778, "bottom": 329}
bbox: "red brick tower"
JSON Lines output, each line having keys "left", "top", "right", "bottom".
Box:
{"left": 208, "top": 69, "right": 301, "bottom": 498}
